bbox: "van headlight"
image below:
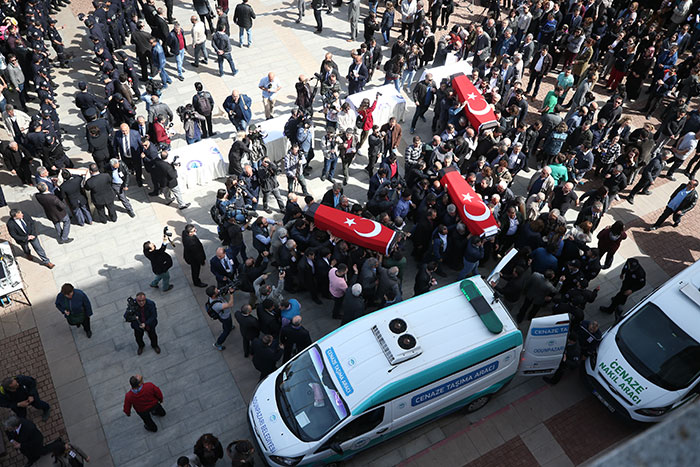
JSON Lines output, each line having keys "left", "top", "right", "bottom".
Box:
{"left": 635, "top": 406, "right": 673, "bottom": 417}
{"left": 269, "top": 455, "right": 304, "bottom": 466}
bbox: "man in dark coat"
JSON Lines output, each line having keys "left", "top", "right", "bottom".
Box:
{"left": 59, "top": 170, "right": 93, "bottom": 226}
{"left": 125, "top": 292, "right": 160, "bottom": 355}
{"left": 280, "top": 315, "right": 312, "bottom": 362}
{"left": 233, "top": 0, "right": 256, "bottom": 47}
{"left": 251, "top": 334, "right": 283, "bottom": 380}
{"left": 3, "top": 416, "right": 47, "bottom": 465}
{"left": 647, "top": 180, "right": 699, "bottom": 230}
{"left": 414, "top": 261, "right": 437, "bottom": 296}
{"left": 131, "top": 22, "right": 154, "bottom": 80}
{"left": 0, "top": 375, "right": 51, "bottom": 420}
{"left": 626, "top": 151, "right": 671, "bottom": 204}
{"left": 599, "top": 258, "right": 646, "bottom": 320}
{"left": 182, "top": 224, "right": 207, "bottom": 287}
{"left": 193, "top": 0, "right": 215, "bottom": 33}
{"left": 85, "top": 163, "right": 117, "bottom": 222}
{"left": 35, "top": 182, "right": 72, "bottom": 243}
{"left": 341, "top": 283, "right": 365, "bottom": 325}
{"left": 234, "top": 304, "right": 260, "bottom": 357}
{"left": 1, "top": 141, "right": 33, "bottom": 185}
{"left": 6, "top": 209, "right": 54, "bottom": 268}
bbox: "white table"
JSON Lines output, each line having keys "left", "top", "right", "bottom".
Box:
{"left": 170, "top": 139, "right": 228, "bottom": 188}
{"left": 0, "top": 241, "right": 29, "bottom": 305}
{"left": 420, "top": 60, "right": 473, "bottom": 86}
{"left": 257, "top": 115, "right": 289, "bottom": 163}
{"left": 345, "top": 84, "right": 407, "bottom": 125}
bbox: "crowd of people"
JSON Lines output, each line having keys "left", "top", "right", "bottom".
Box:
{"left": 2, "top": 0, "right": 700, "bottom": 465}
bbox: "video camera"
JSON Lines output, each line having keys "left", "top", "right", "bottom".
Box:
{"left": 124, "top": 297, "right": 139, "bottom": 323}
{"left": 163, "top": 226, "right": 173, "bottom": 238}
{"left": 220, "top": 278, "right": 242, "bottom": 295}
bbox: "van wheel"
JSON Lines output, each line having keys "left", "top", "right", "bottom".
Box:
{"left": 465, "top": 395, "right": 491, "bottom": 413}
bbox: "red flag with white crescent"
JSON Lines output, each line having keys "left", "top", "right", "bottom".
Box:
{"left": 305, "top": 203, "right": 398, "bottom": 255}
{"left": 451, "top": 74, "right": 499, "bottom": 134}
{"left": 440, "top": 168, "right": 499, "bottom": 238}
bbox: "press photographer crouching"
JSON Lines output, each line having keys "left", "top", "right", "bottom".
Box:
{"left": 206, "top": 284, "right": 236, "bottom": 351}
{"left": 124, "top": 292, "right": 161, "bottom": 355}
{"left": 150, "top": 149, "right": 191, "bottom": 209}
{"left": 177, "top": 104, "right": 207, "bottom": 145}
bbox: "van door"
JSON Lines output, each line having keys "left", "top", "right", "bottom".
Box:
{"left": 518, "top": 314, "right": 570, "bottom": 376}
{"left": 486, "top": 248, "right": 518, "bottom": 285}
{"left": 306, "top": 406, "right": 391, "bottom": 463}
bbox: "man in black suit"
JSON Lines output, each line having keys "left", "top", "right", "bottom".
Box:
{"left": 210, "top": 247, "right": 236, "bottom": 287}
{"left": 59, "top": 170, "right": 93, "bottom": 226}
{"left": 140, "top": 137, "right": 159, "bottom": 185}
{"left": 346, "top": 53, "right": 369, "bottom": 95}
{"left": 6, "top": 209, "right": 54, "bottom": 269}
{"left": 113, "top": 123, "right": 145, "bottom": 187}
{"left": 3, "top": 416, "right": 47, "bottom": 465}
{"left": 280, "top": 315, "right": 312, "bottom": 362}
{"left": 182, "top": 224, "right": 207, "bottom": 287}
{"left": 35, "top": 182, "right": 72, "bottom": 243}
{"left": 414, "top": 261, "right": 438, "bottom": 296}
{"left": 251, "top": 334, "right": 283, "bottom": 380}
{"left": 150, "top": 150, "right": 190, "bottom": 209}
{"left": 131, "top": 22, "right": 154, "bottom": 80}
{"left": 85, "top": 163, "right": 117, "bottom": 223}
{"left": 234, "top": 304, "right": 260, "bottom": 357}
{"left": 1, "top": 141, "right": 33, "bottom": 186}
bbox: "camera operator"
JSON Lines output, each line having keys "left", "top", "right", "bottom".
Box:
{"left": 284, "top": 143, "right": 309, "bottom": 196}
{"left": 206, "top": 285, "right": 236, "bottom": 351}
{"left": 177, "top": 104, "right": 207, "bottom": 145}
{"left": 151, "top": 149, "right": 191, "bottom": 209}
{"left": 257, "top": 157, "right": 286, "bottom": 213}
{"left": 144, "top": 231, "right": 174, "bottom": 291}
{"left": 124, "top": 292, "right": 161, "bottom": 355}
{"left": 247, "top": 124, "right": 268, "bottom": 170}
{"left": 295, "top": 75, "right": 313, "bottom": 115}
{"left": 228, "top": 131, "right": 251, "bottom": 176}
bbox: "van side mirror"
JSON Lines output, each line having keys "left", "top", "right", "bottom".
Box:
{"left": 330, "top": 442, "right": 344, "bottom": 455}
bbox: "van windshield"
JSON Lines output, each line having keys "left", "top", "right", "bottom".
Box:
{"left": 276, "top": 346, "right": 349, "bottom": 442}
{"left": 616, "top": 302, "right": 700, "bottom": 391}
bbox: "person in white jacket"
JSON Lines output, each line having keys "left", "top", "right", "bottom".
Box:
{"left": 190, "top": 16, "right": 208, "bottom": 67}
{"left": 400, "top": 0, "right": 416, "bottom": 40}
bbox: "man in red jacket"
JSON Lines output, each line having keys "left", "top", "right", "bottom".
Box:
{"left": 123, "top": 375, "right": 166, "bottom": 432}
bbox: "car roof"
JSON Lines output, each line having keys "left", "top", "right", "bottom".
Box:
{"left": 317, "top": 278, "right": 522, "bottom": 415}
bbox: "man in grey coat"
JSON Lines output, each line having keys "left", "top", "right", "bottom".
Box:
{"left": 348, "top": 0, "right": 361, "bottom": 42}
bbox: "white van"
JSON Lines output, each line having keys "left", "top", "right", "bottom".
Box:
{"left": 585, "top": 261, "right": 700, "bottom": 422}
{"left": 248, "top": 263, "right": 569, "bottom": 466}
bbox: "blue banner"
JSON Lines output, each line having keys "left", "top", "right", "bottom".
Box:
{"left": 411, "top": 361, "right": 499, "bottom": 406}
{"left": 326, "top": 347, "right": 354, "bottom": 396}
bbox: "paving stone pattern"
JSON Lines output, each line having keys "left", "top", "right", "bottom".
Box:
{"left": 462, "top": 436, "right": 539, "bottom": 467}
{"left": 0, "top": 329, "right": 68, "bottom": 467}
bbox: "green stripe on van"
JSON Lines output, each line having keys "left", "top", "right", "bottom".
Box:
{"left": 352, "top": 331, "right": 523, "bottom": 415}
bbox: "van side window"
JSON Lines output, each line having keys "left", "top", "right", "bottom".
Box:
{"left": 317, "top": 407, "right": 385, "bottom": 451}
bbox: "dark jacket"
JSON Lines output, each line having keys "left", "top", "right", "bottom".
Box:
{"left": 126, "top": 298, "right": 158, "bottom": 330}
{"left": 413, "top": 266, "right": 434, "bottom": 296}
{"left": 6, "top": 215, "right": 39, "bottom": 246}
{"left": 321, "top": 188, "right": 343, "bottom": 207}
{"left": 530, "top": 52, "right": 552, "bottom": 75}
{"left": 145, "top": 243, "right": 173, "bottom": 275}
{"left": 280, "top": 323, "right": 312, "bottom": 359}
{"left": 233, "top": 2, "right": 256, "bottom": 28}
{"left": 0, "top": 376, "right": 41, "bottom": 410}
{"left": 252, "top": 338, "right": 283, "bottom": 376}
{"left": 59, "top": 175, "right": 89, "bottom": 209}
{"left": 151, "top": 159, "right": 179, "bottom": 189}
{"left": 235, "top": 310, "right": 260, "bottom": 340}
{"left": 182, "top": 233, "right": 206, "bottom": 265}
{"left": 667, "top": 184, "right": 699, "bottom": 214}
{"left": 85, "top": 172, "right": 115, "bottom": 205}
{"left": 35, "top": 192, "right": 68, "bottom": 223}
{"left": 341, "top": 291, "right": 365, "bottom": 325}
{"left": 55, "top": 289, "right": 93, "bottom": 318}
{"left": 4, "top": 417, "right": 43, "bottom": 459}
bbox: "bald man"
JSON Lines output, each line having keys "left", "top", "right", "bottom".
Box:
{"left": 258, "top": 72, "right": 282, "bottom": 119}
{"left": 280, "top": 315, "right": 312, "bottom": 362}
{"left": 112, "top": 123, "right": 144, "bottom": 186}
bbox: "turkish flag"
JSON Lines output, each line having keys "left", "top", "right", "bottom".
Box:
{"left": 451, "top": 74, "right": 499, "bottom": 134}
{"left": 305, "top": 203, "right": 398, "bottom": 255}
{"left": 440, "top": 168, "right": 499, "bottom": 238}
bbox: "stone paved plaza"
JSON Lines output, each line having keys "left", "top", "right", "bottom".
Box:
{"left": 1, "top": 1, "right": 699, "bottom": 466}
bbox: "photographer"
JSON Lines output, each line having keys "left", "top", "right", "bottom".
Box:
{"left": 257, "top": 157, "right": 286, "bottom": 213}
{"left": 182, "top": 224, "right": 208, "bottom": 288}
{"left": 222, "top": 89, "right": 252, "bottom": 132}
{"left": 227, "top": 131, "right": 251, "bottom": 176}
{"left": 192, "top": 82, "right": 215, "bottom": 137}
{"left": 284, "top": 143, "right": 309, "bottom": 195}
{"left": 321, "top": 128, "right": 342, "bottom": 181}
{"left": 151, "top": 150, "right": 191, "bottom": 209}
{"left": 177, "top": 104, "right": 207, "bottom": 145}
{"left": 206, "top": 285, "right": 236, "bottom": 351}
{"left": 247, "top": 124, "right": 268, "bottom": 170}
{"left": 143, "top": 233, "right": 174, "bottom": 292}
{"left": 294, "top": 75, "right": 313, "bottom": 115}
{"left": 124, "top": 292, "right": 161, "bottom": 355}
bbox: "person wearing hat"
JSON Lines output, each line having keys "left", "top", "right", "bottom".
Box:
{"left": 74, "top": 81, "right": 106, "bottom": 120}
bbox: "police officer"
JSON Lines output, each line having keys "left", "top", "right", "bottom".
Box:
{"left": 85, "top": 108, "right": 113, "bottom": 172}
{"left": 75, "top": 81, "right": 107, "bottom": 119}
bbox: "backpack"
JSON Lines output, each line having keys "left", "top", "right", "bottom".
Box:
{"left": 210, "top": 204, "right": 226, "bottom": 226}
{"left": 196, "top": 92, "right": 212, "bottom": 115}
{"left": 283, "top": 117, "right": 300, "bottom": 143}
{"left": 205, "top": 298, "right": 224, "bottom": 320}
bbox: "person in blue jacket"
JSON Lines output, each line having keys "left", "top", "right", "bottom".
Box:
{"left": 223, "top": 89, "right": 252, "bottom": 131}
{"left": 149, "top": 37, "right": 171, "bottom": 89}
{"left": 55, "top": 283, "right": 93, "bottom": 338}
